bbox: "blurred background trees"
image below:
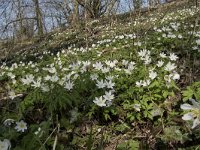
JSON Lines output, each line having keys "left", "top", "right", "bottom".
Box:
{"left": 0, "top": 0, "right": 183, "bottom": 40}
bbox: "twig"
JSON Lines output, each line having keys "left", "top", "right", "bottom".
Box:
{"left": 53, "top": 115, "right": 60, "bottom": 150}
{"left": 39, "top": 126, "right": 58, "bottom": 150}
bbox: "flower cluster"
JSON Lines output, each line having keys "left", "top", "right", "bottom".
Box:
{"left": 0, "top": 119, "right": 28, "bottom": 149}
{"left": 93, "top": 90, "right": 115, "bottom": 107}
{"left": 3, "top": 119, "right": 28, "bottom": 132}
{"left": 181, "top": 99, "right": 200, "bottom": 129}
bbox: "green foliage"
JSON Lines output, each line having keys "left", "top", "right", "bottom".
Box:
{"left": 182, "top": 81, "right": 200, "bottom": 101}
{"left": 161, "top": 126, "right": 188, "bottom": 144}
{"left": 86, "top": 127, "right": 94, "bottom": 150}
{"left": 116, "top": 140, "right": 139, "bottom": 150}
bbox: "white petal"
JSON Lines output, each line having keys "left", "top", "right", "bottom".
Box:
{"left": 192, "top": 118, "right": 200, "bottom": 129}
{"left": 180, "top": 104, "right": 193, "bottom": 110}
{"left": 182, "top": 113, "right": 193, "bottom": 121}
{"left": 190, "top": 99, "right": 200, "bottom": 109}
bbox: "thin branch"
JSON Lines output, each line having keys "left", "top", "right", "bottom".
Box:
{"left": 3, "top": 17, "right": 36, "bottom": 31}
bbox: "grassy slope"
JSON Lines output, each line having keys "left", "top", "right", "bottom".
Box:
{"left": 0, "top": 0, "right": 200, "bottom": 149}
{"left": 0, "top": 0, "right": 196, "bottom": 63}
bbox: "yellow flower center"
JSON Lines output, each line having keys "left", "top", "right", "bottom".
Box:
{"left": 19, "top": 124, "right": 25, "bottom": 128}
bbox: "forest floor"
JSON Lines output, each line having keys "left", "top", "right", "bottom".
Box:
{"left": 0, "top": 0, "right": 200, "bottom": 149}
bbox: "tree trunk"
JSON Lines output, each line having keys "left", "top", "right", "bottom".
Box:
{"left": 32, "top": 0, "right": 43, "bottom": 36}
{"left": 72, "top": 0, "right": 79, "bottom": 25}
{"left": 17, "top": 0, "right": 23, "bottom": 37}
{"left": 133, "top": 0, "right": 142, "bottom": 10}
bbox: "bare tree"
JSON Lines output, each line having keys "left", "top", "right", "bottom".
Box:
{"left": 0, "top": 0, "right": 131, "bottom": 40}
{"left": 32, "top": 0, "right": 44, "bottom": 36}
{"left": 76, "top": 0, "right": 119, "bottom": 19}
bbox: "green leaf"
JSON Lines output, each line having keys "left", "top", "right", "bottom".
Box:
{"left": 163, "top": 91, "right": 168, "bottom": 98}
{"left": 149, "top": 80, "right": 159, "bottom": 88}
{"left": 182, "top": 87, "right": 194, "bottom": 101}
{"left": 117, "top": 140, "right": 139, "bottom": 150}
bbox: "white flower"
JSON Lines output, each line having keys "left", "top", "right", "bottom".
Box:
{"left": 181, "top": 99, "right": 200, "bottom": 110}
{"left": 90, "top": 74, "right": 98, "bottom": 81}
{"left": 64, "top": 80, "right": 74, "bottom": 91}
{"left": 133, "top": 104, "right": 141, "bottom": 111}
{"left": 32, "top": 78, "right": 42, "bottom": 88}
{"left": 172, "top": 72, "right": 180, "bottom": 80}
{"left": 73, "top": 74, "right": 79, "bottom": 80}
{"left": 81, "top": 66, "right": 87, "bottom": 73}
{"left": 93, "top": 96, "right": 106, "bottom": 107}
{"left": 93, "top": 62, "right": 103, "bottom": 70}
{"left": 3, "top": 119, "right": 15, "bottom": 126}
{"left": 66, "top": 72, "right": 73, "bottom": 80}
{"left": 0, "top": 139, "right": 11, "bottom": 150}
{"left": 181, "top": 103, "right": 194, "bottom": 110}
{"left": 192, "top": 118, "right": 200, "bottom": 129}
{"left": 168, "top": 33, "right": 176, "bottom": 38}
{"left": 69, "top": 62, "right": 80, "bottom": 70}
{"left": 34, "top": 68, "right": 39, "bottom": 72}
{"left": 162, "top": 34, "right": 166, "bottom": 38}
{"left": 160, "top": 52, "right": 167, "bottom": 58}
{"left": 106, "top": 76, "right": 114, "bottom": 81}
{"left": 41, "top": 84, "right": 50, "bottom": 92}
{"left": 196, "top": 39, "right": 200, "bottom": 45}
{"left": 101, "top": 67, "right": 110, "bottom": 73}
{"left": 105, "top": 60, "right": 117, "bottom": 68}
{"left": 103, "top": 91, "right": 114, "bottom": 101}
{"left": 96, "top": 79, "right": 106, "bottom": 89}
{"left": 142, "top": 80, "right": 151, "bottom": 87}
{"left": 58, "top": 77, "right": 66, "bottom": 86}
{"left": 124, "top": 69, "right": 132, "bottom": 74}
{"left": 144, "top": 55, "right": 151, "bottom": 64}
{"left": 122, "top": 60, "right": 129, "bottom": 66}
{"left": 12, "top": 79, "right": 16, "bottom": 85}
{"left": 127, "top": 62, "right": 135, "bottom": 71}
{"left": 149, "top": 71, "right": 157, "bottom": 80}
{"left": 48, "top": 67, "right": 56, "bottom": 74}
{"left": 21, "top": 74, "right": 34, "bottom": 85}
{"left": 157, "top": 60, "right": 164, "bottom": 67}
{"left": 105, "top": 80, "right": 115, "bottom": 89}
{"left": 181, "top": 99, "right": 200, "bottom": 129}
{"left": 134, "top": 42, "right": 142, "bottom": 46}
{"left": 164, "top": 62, "right": 176, "bottom": 71}
{"left": 50, "top": 75, "right": 59, "bottom": 82}
{"left": 7, "top": 72, "right": 15, "bottom": 79}
{"left": 138, "top": 49, "right": 150, "bottom": 58}
{"left": 169, "top": 53, "right": 178, "bottom": 61}
{"left": 44, "top": 75, "right": 51, "bottom": 81}
{"left": 8, "top": 90, "right": 16, "bottom": 100}
{"left": 82, "top": 61, "right": 91, "bottom": 67}
{"left": 138, "top": 50, "right": 146, "bottom": 57}
{"left": 15, "top": 120, "right": 27, "bottom": 132}
{"left": 182, "top": 113, "right": 193, "bottom": 120}
{"left": 125, "top": 61, "right": 134, "bottom": 72}
{"left": 178, "top": 34, "right": 183, "bottom": 38}
{"left": 192, "top": 46, "right": 198, "bottom": 50}
{"left": 136, "top": 80, "right": 143, "bottom": 87}
{"left": 115, "top": 67, "right": 121, "bottom": 71}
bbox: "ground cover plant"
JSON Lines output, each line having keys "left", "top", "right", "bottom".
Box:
{"left": 0, "top": 2, "right": 200, "bottom": 150}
